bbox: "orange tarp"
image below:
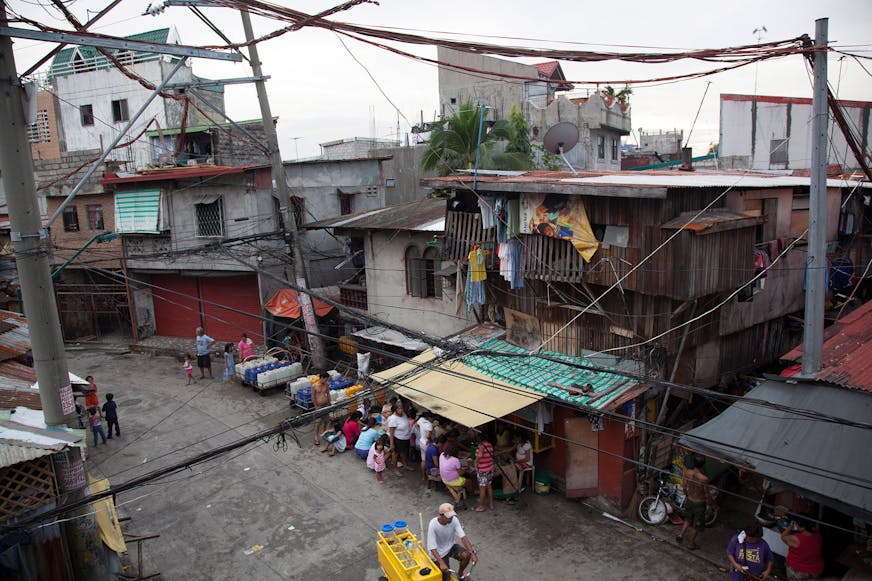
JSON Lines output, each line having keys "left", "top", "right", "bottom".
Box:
{"left": 264, "top": 289, "right": 334, "bottom": 319}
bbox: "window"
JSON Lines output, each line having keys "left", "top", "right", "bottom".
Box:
{"left": 423, "top": 247, "right": 442, "bottom": 298}
{"left": 340, "top": 193, "right": 354, "bottom": 216}
{"left": 80, "top": 104, "right": 94, "bottom": 126}
{"left": 86, "top": 204, "right": 104, "bottom": 230}
{"left": 770, "top": 139, "right": 789, "bottom": 165}
{"left": 597, "top": 135, "right": 605, "bottom": 159}
{"left": 26, "top": 110, "right": 51, "bottom": 143}
{"left": 405, "top": 245, "right": 441, "bottom": 298}
{"left": 610, "top": 138, "right": 619, "bottom": 160}
{"left": 291, "top": 196, "right": 305, "bottom": 228}
{"left": 194, "top": 199, "right": 224, "bottom": 237}
{"left": 62, "top": 206, "right": 80, "bottom": 232}
{"left": 405, "top": 246, "right": 424, "bottom": 297}
{"left": 112, "top": 99, "right": 129, "bottom": 123}
{"left": 385, "top": 178, "right": 396, "bottom": 188}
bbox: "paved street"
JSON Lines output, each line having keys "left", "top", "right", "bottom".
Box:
{"left": 75, "top": 347, "right": 721, "bottom": 580}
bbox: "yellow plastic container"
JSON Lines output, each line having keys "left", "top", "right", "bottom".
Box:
{"left": 376, "top": 531, "right": 441, "bottom": 581}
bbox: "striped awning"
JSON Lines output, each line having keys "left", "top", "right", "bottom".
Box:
{"left": 115, "top": 189, "right": 162, "bottom": 233}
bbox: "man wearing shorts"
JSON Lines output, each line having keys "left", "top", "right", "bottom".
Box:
{"left": 427, "top": 503, "right": 477, "bottom": 581}
{"left": 195, "top": 327, "right": 216, "bottom": 379}
{"left": 676, "top": 455, "right": 710, "bottom": 550}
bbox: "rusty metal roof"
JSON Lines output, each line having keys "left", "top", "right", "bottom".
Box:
{"left": 781, "top": 300, "right": 872, "bottom": 392}
{"left": 0, "top": 311, "right": 29, "bottom": 362}
{"left": 422, "top": 170, "right": 872, "bottom": 197}
{"left": 661, "top": 209, "right": 761, "bottom": 234}
{"left": 303, "top": 198, "right": 447, "bottom": 232}
{"left": 101, "top": 165, "right": 247, "bottom": 185}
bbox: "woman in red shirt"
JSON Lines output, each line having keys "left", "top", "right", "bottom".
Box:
{"left": 781, "top": 516, "right": 824, "bottom": 579}
{"left": 342, "top": 411, "right": 363, "bottom": 447}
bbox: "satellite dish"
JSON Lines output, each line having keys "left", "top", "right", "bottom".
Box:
{"left": 542, "top": 122, "right": 580, "bottom": 176}
{"left": 543, "top": 122, "right": 579, "bottom": 155}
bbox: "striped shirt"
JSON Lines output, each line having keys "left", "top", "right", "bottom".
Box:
{"left": 475, "top": 441, "right": 494, "bottom": 472}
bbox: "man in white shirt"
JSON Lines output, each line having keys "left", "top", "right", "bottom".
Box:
{"left": 416, "top": 412, "right": 434, "bottom": 479}
{"left": 427, "top": 503, "right": 477, "bottom": 580}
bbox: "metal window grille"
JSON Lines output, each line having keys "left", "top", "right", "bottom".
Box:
{"left": 291, "top": 196, "right": 305, "bottom": 228}
{"left": 610, "top": 138, "right": 619, "bottom": 160}
{"left": 340, "top": 193, "right": 353, "bottom": 216}
{"left": 597, "top": 136, "right": 605, "bottom": 159}
{"left": 423, "top": 246, "right": 442, "bottom": 298}
{"left": 26, "top": 110, "right": 51, "bottom": 143}
{"left": 112, "top": 99, "right": 129, "bottom": 123}
{"left": 62, "top": 206, "right": 80, "bottom": 232}
{"left": 195, "top": 199, "right": 224, "bottom": 237}
{"left": 87, "top": 204, "right": 104, "bottom": 230}
{"left": 405, "top": 246, "right": 425, "bottom": 297}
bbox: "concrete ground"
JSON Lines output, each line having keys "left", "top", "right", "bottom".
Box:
{"left": 74, "top": 346, "right": 729, "bottom": 580}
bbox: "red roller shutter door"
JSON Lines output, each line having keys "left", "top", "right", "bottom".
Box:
{"left": 200, "top": 274, "right": 263, "bottom": 343}
{"left": 151, "top": 274, "right": 200, "bottom": 339}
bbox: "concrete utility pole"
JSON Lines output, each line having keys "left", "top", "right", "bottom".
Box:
{"left": 0, "top": 3, "right": 73, "bottom": 426}
{"left": 802, "top": 17, "right": 828, "bottom": 376}
{"left": 0, "top": 4, "right": 108, "bottom": 579}
{"left": 240, "top": 11, "right": 326, "bottom": 368}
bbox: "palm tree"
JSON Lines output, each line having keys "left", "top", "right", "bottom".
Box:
{"left": 422, "top": 101, "right": 532, "bottom": 176}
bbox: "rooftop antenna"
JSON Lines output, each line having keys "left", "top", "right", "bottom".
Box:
{"left": 543, "top": 122, "right": 580, "bottom": 176}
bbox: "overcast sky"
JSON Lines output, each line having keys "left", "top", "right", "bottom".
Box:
{"left": 9, "top": 0, "right": 872, "bottom": 160}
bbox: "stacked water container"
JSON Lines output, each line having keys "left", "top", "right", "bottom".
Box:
{"left": 235, "top": 356, "right": 277, "bottom": 383}
{"left": 296, "top": 386, "right": 313, "bottom": 410}
{"left": 255, "top": 361, "right": 303, "bottom": 390}
{"left": 328, "top": 376, "right": 353, "bottom": 404}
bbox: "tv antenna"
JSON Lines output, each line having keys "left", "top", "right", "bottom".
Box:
{"left": 543, "top": 122, "right": 580, "bottom": 176}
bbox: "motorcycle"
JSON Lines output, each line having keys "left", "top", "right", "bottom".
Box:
{"left": 638, "top": 477, "right": 719, "bottom": 527}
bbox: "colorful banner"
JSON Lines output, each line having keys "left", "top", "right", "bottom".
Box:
{"left": 520, "top": 193, "right": 599, "bottom": 262}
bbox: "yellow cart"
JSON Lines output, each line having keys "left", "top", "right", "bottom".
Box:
{"left": 376, "top": 528, "right": 462, "bottom": 581}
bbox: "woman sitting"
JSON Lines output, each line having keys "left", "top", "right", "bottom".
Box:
{"left": 439, "top": 443, "right": 474, "bottom": 493}
{"left": 513, "top": 431, "right": 533, "bottom": 471}
{"left": 320, "top": 420, "right": 347, "bottom": 457}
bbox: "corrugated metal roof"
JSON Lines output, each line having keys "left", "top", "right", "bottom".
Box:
{"left": 51, "top": 28, "right": 171, "bottom": 66}
{"left": 0, "top": 311, "right": 29, "bottom": 362}
{"left": 0, "top": 443, "right": 56, "bottom": 468}
{"left": 0, "top": 410, "right": 82, "bottom": 469}
{"left": 303, "top": 198, "right": 447, "bottom": 232}
{"left": 423, "top": 170, "right": 871, "bottom": 194}
{"left": 781, "top": 300, "right": 872, "bottom": 392}
{"left": 464, "top": 338, "right": 645, "bottom": 411}
{"left": 102, "top": 165, "right": 247, "bottom": 185}
{"left": 661, "top": 209, "right": 761, "bottom": 234}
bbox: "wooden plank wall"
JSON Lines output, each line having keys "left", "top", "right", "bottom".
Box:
{"left": 444, "top": 210, "right": 494, "bottom": 261}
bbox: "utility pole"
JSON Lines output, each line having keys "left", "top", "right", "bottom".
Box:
{"left": 0, "top": 4, "right": 107, "bottom": 578}
{"left": 240, "top": 11, "right": 326, "bottom": 368}
{"left": 802, "top": 17, "right": 828, "bottom": 376}
{"left": 0, "top": 3, "right": 72, "bottom": 426}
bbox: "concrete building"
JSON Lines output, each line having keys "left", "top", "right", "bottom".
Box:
{"left": 145, "top": 118, "right": 272, "bottom": 167}
{"left": 719, "top": 93, "right": 872, "bottom": 172}
{"left": 319, "top": 137, "right": 399, "bottom": 160}
{"left": 102, "top": 165, "right": 285, "bottom": 342}
{"left": 283, "top": 156, "right": 390, "bottom": 288}
{"left": 46, "top": 27, "right": 224, "bottom": 172}
{"left": 27, "top": 90, "right": 64, "bottom": 161}
{"left": 437, "top": 47, "right": 572, "bottom": 120}
{"left": 304, "top": 198, "right": 475, "bottom": 339}
{"left": 436, "top": 47, "right": 630, "bottom": 171}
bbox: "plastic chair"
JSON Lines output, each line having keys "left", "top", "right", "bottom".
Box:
{"left": 518, "top": 465, "right": 535, "bottom": 491}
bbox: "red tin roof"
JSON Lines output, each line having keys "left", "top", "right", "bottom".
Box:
{"left": 781, "top": 300, "right": 872, "bottom": 392}
{"left": 101, "top": 165, "right": 247, "bottom": 185}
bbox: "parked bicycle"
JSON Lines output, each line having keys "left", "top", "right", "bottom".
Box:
{"left": 638, "top": 477, "right": 719, "bottom": 527}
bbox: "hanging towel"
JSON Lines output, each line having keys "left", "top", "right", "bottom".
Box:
{"left": 508, "top": 238, "right": 525, "bottom": 289}
{"left": 478, "top": 196, "right": 495, "bottom": 230}
{"left": 507, "top": 199, "right": 521, "bottom": 238}
{"left": 494, "top": 197, "right": 508, "bottom": 243}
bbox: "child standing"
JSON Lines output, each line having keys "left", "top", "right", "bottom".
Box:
{"left": 89, "top": 406, "right": 107, "bottom": 446}
{"left": 223, "top": 343, "right": 235, "bottom": 382}
{"left": 102, "top": 393, "right": 120, "bottom": 438}
{"left": 84, "top": 375, "right": 99, "bottom": 409}
{"left": 367, "top": 436, "right": 389, "bottom": 484}
{"left": 183, "top": 354, "right": 194, "bottom": 385}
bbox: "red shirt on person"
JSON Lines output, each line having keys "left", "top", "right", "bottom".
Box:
{"left": 342, "top": 417, "right": 361, "bottom": 446}
{"left": 786, "top": 531, "right": 824, "bottom": 575}
{"left": 475, "top": 440, "right": 495, "bottom": 473}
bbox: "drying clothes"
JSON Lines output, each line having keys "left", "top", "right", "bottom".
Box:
{"left": 494, "top": 197, "right": 508, "bottom": 243}
{"left": 588, "top": 414, "right": 604, "bottom": 432}
{"left": 506, "top": 199, "right": 521, "bottom": 239}
{"left": 498, "top": 243, "right": 511, "bottom": 281}
{"left": 830, "top": 257, "right": 854, "bottom": 291}
{"left": 468, "top": 248, "right": 487, "bottom": 282}
{"left": 465, "top": 277, "right": 485, "bottom": 313}
{"left": 478, "top": 196, "right": 495, "bottom": 230}
{"left": 507, "top": 238, "right": 524, "bottom": 289}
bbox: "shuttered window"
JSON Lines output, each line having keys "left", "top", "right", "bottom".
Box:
{"left": 194, "top": 199, "right": 224, "bottom": 238}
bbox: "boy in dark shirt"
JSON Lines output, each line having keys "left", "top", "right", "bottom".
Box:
{"left": 102, "top": 393, "right": 120, "bottom": 438}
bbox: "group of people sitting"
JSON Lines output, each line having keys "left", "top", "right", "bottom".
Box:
{"left": 317, "top": 396, "right": 535, "bottom": 508}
